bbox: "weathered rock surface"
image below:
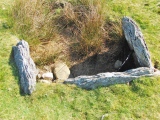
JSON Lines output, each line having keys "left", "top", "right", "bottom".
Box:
{"left": 122, "top": 16, "right": 152, "bottom": 68}
{"left": 52, "top": 62, "right": 70, "bottom": 80}
{"left": 64, "top": 67, "right": 155, "bottom": 89}
{"left": 13, "top": 40, "right": 37, "bottom": 94}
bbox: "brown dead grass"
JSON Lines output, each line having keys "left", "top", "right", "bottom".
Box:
{"left": 59, "top": 1, "right": 106, "bottom": 56}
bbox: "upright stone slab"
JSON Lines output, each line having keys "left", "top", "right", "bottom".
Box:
{"left": 13, "top": 40, "right": 37, "bottom": 95}
{"left": 122, "top": 16, "right": 152, "bottom": 68}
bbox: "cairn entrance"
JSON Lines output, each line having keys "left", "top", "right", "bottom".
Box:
{"left": 69, "top": 16, "right": 152, "bottom": 78}
{"left": 69, "top": 39, "right": 136, "bottom": 78}
{"left": 64, "top": 17, "right": 154, "bottom": 89}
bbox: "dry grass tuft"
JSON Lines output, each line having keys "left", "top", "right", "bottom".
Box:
{"left": 12, "top": 0, "right": 57, "bottom": 42}
{"left": 55, "top": 0, "right": 107, "bottom": 56}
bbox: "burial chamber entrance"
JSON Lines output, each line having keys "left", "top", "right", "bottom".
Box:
{"left": 64, "top": 17, "right": 153, "bottom": 90}
{"left": 69, "top": 39, "right": 136, "bottom": 78}
{"left": 69, "top": 16, "right": 152, "bottom": 78}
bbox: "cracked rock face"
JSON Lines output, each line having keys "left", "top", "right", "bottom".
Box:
{"left": 122, "top": 16, "right": 152, "bottom": 68}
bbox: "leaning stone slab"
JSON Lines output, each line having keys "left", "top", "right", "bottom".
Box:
{"left": 64, "top": 67, "right": 154, "bottom": 90}
{"left": 13, "top": 40, "right": 37, "bottom": 95}
{"left": 122, "top": 17, "right": 152, "bottom": 68}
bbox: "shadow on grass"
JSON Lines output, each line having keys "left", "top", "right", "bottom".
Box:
{"left": 9, "top": 48, "right": 26, "bottom": 96}
{"left": 129, "top": 77, "right": 156, "bottom": 97}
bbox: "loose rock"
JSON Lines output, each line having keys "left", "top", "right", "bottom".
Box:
{"left": 42, "top": 72, "right": 53, "bottom": 80}
{"left": 37, "top": 73, "right": 42, "bottom": 79}
{"left": 52, "top": 62, "right": 70, "bottom": 81}
{"left": 39, "top": 80, "right": 52, "bottom": 84}
{"left": 114, "top": 60, "right": 122, "bottom": 69}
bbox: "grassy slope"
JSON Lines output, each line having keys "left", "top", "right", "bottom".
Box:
{"left": 0, "top": 0, "right": 160, "bottom": 120}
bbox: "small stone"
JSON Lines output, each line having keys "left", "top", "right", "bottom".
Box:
{"left": 39, "top": 80, "right": 52, "bottom": 84}
{"left": 126, "top": 82, "right": 130, "bottom": 86}
{"left": 42, "top": 72, "right": 53, "bottom": 80}
{"left": 52, "top": 62, "right": 70, "bottom": 80}
{"left": 153, "top": 69, "right": 160, "bottom": 76}
{"left": 114, "top": 60, "right": 122, "bottom": 69}
{"left": 37, "top": 74, "right": 42, "bottom": 79}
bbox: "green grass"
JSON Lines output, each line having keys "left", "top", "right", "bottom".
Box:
{"left": 0, "top": 0, "right": 160, "bottom": 120}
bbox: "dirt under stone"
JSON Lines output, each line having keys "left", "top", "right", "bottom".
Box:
{"left": 69, "top": 39, "right": 136, "bottom": 78}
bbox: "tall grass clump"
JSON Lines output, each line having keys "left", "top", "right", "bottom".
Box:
{"left": 12, "top": 0, "right": 58, "bottom": 44}
{"left": 12, "top": 0, "right": 66, "bottom": 66}
{"left": 12, "top": 0, "right": 107, "bottom": 52}
{"left": 59, "top": 0, "right": 107, "bottom": 55}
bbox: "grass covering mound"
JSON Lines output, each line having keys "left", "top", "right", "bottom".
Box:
{"left": 11, "top": 0, "right": 160, "bottom": 70}
{"left": 0, "top": 0, "right": 160, "bottom": 119}
{"left": 12, "top": 0, "right": 123, "bottom": 67}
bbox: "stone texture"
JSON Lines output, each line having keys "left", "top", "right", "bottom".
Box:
{"left": 64, "top": 67, "right": 155, "bottom": 90}
{"left": 122, "top": 16, "right": 152, "bottom": 68}
{"left": 52, "top": 62, "right": 70, "bottom": 80}
{"left": 114, "top": 60, "right": 122, "bottom": 69}
{"left": 13, "top": 40, "right": 37, "bottom": 95}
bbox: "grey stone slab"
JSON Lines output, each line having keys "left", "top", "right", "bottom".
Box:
{"left": 122, "top": 17, "right": 152, "bottom": 68}
{"left": 13, "top": 40, "right": 37, "bottom": 95}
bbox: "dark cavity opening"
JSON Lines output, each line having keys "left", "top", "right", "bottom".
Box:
{"left": 69, "top": 39, "right": 136, "bottom": 78}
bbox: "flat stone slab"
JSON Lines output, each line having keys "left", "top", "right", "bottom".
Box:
{"left": 64, "top": 67, "right": 155, "bottom": 89}
{"left": 122, "top": 16, "right": 152, "bottom": 68}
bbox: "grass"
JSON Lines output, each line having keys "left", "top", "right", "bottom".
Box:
{"left": 0, "top": 0, "right": 160, "bottom": 120}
